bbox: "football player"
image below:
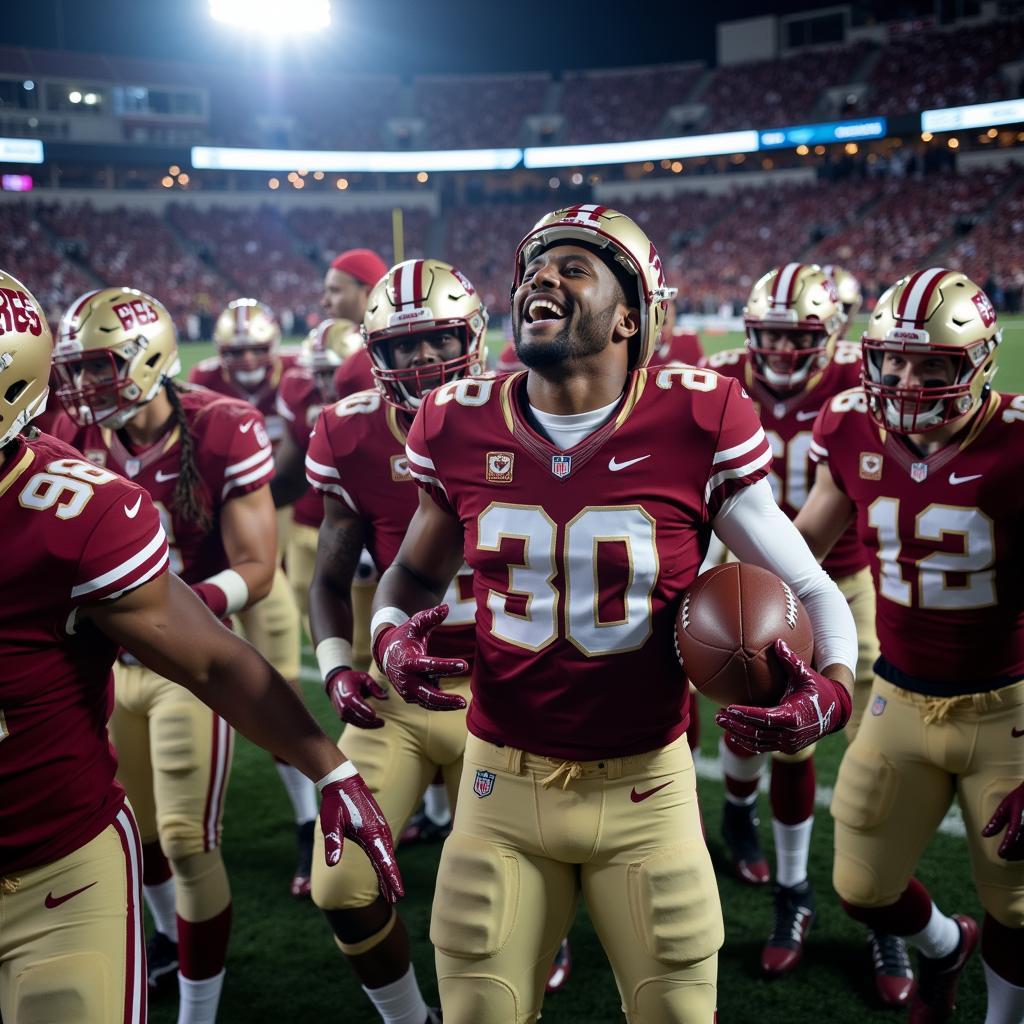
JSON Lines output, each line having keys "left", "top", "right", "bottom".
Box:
{"left": 188, "top": 297, "right": 315, "bottom": 897}
{"left": 52, "top": 286, "right": 295, "bottom": 1019}
{"left": 305, "top": 258, "right": 483, "bottom": 1024}
{"left": 649, "top": 286, "right": 704, "bottom": 367}
{"left": 370, "top": 206, "right": 858, "bottom": 1023}
{"left": 0, "top": 272, "right": 401, "bottom": 1024}
{"left": 322, "top": 248, "right": 389, "bottom": 400}
{"left": 795, "top": 268, "right": 1024, "bottom": 1023}
{"left": 821, "top": 264, "right": 864, "bottom": 328}
{"left": 699, "top": 265, "right": 902, "bottom": 994}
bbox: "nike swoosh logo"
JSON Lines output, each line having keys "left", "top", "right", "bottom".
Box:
{"left": 609, "top": 454, "right": 651, "bottom": 472}
{"left": 45, "top": 881, "right": 98, "bottom": 908}
{"left": 630, "top": 780, "right": 673, "bottom": 803}
{"left": 948, "top": 472, "right": 982, "bottom": 485}
{"left": 154, "top": 470, "right": 179, "bottom": 482}
{"left": 795, "top": 409, "right": 820, "bottom": 421}
{"left": 124, "top": 495, "right": 142, "bottom": 518}
{"left": 1012, "top": 726, "right": 1024, "bottom": 738}
{"left": 239, "top": 420, "right": 255, "bottom": 433}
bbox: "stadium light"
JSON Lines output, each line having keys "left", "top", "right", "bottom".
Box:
{"left": 191, "top": 145, "right": 523, "bottom": 173}
{"left": 209, "top": 0, "right": 330, "bottom": 34}
{"left": 0, "top": 138, "right": 44, "bottom": 164}
{"left": 921, "top": 97, "right": 1024, "bottom": 134}
{"left": 523, "top": 131, "right": 759, "bottom": 169}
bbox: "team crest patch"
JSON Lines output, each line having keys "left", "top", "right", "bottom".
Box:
{"left": 123, "top": 457, "right": 141, "bottom": 478}
{"left": 871, "top": 695, "right": 888, "bottom": 717}
{"left": 910, "top": 461, "right": 929, "bottom": 483}
{"left": 485, "top": 451, "right": 514, "bottom": 483}
{"left": 859, "top": 452, "right": 883, "bottom": 480}
{"left": 390, "top": 454, "right": 411, "bottom": 482}
{"left": 84, "top": 448, "right": 107, "bottom": 467}
{"left": 551, "top": 454, "right": 572, "bottom": 479}
{"left": 473, "top": 770, "right": 496, "bottom": 798}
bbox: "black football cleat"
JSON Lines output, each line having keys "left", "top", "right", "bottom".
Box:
{"left": 721, "top": 800, "right": 770, "bottom": 885}
{"left": 908, "top": 914, "right": 978, "bottom": 1023}
{"left": 867, "top": 929, "right": 916, "bottom": 1007}
{"left": 290, "top": 819, "right": 315, "bottom": 898}
{"left": 761, "top": 879, "right": 816, "bottom": 977}
{"left": 146, "top": 930, "right": 179, "bottom": 991}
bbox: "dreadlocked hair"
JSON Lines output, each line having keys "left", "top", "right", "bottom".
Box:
{"left": 165, "top": 381, "right": 212, "bottom": 531}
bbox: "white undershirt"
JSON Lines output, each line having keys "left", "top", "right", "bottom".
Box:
{"left": 529, "top": 397, "right": 621, "bottom": 451}
{"left": 711, "top": 479, "right": 859, "bottom": 676}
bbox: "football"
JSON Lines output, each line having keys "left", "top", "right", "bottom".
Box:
{"left": 675, "top": 562, "right": 815, "bottom": 708}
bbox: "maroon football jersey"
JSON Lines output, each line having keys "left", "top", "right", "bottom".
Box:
{"left": 811, "top": 389, "right": 1024, "bottom": 693}
{"left": 53, "top": 387, "right": 274, "bottom": 584}
{"left": 332, "top": 348, "right": 376, "bottom": 401}
{"left": 649, "top": 327, "right": 704, "bottom": 367}
{"left": 305, "top": 388, "right": 475, "bottom": 668}
{"left": 407, "top": 367, "right": 772, "bottom": 760}
{"left": 702, "top": 342, "right": 869, "bottom": 579}
{"left": 276, "top": 365, "right": 326, "bottom": 529}
{"left": 1, "top": 432, "right": 169, "bottom": 873}
{"left": 188, "top": 353, "right": 298, "bottom": 449}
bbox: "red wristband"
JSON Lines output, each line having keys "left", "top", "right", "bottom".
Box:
{"left": 192, "top": 581, "right": 229, "bottom": 620}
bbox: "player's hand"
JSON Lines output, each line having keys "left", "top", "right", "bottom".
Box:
{"left": 982, "top": 781, "right": 1024, "bottom": 861}
{"left": 320, "top": 775, "right": 404, "bottom": 903}
{"left": 374, "top": 605, "right": 468, "bottom": 712}
{"left": 325, "top": 668, "right": 389, "bottom": 729}
{"left": 715, "top": 639, "right": 852, "bottom": 755}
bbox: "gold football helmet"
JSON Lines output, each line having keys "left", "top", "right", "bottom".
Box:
{"left": 0, "top": 271, "right": 52, "bottom": 447}
{"left": 513, "top": 205, "right": 672, "bottom": 369}
{"left": 362, "top": 259, "right": 487, "bottom": 411}
{"left": 213, "top": 298, "right": 281, "bottom": 389}
{"left": 821, "top": 264, "right": 863, "bottom": 324}
{"left": 54, "top": 287, "right": 180, "bottom": 428}
{"left": 300, "top": 318, "right": 361, "bottom": 402}
{"left": 861, "top": 268, "right": 1000, "bottom": 434}
{"left": 744, "top": 263, "right": 844, "bottom": 391}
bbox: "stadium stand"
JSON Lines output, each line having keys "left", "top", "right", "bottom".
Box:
{"left": 286, "top": 206, "right": 432, "bottom": 267}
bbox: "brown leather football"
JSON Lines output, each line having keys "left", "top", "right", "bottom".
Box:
{"left": 675, "top": 562, "right": 815, "bottom": 708}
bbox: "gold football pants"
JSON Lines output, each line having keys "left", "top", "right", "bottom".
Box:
{"left": 236, "top": 565, "right": 301, "bottom": 681}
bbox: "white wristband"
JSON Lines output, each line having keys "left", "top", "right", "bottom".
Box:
{"left": 370, "top": 606, "right": 408, "bottom": 641}
{"left": 201, "top": 568, "right": 250, "bottom": 616}
{"left": 315, "top": 637, "right": 354, "bottom": 681}
{"left": 316, "top": 759, "right": 359, "bottom": 791}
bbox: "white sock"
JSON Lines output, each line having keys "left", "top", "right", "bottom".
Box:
{"left": 144, "top": 877, "right": 179, "bottom": 942}
{"left": 772, "top": 816, "right": 813, "bottom": 888}
{"left": 719, "top": 735, "right": 767, "bottom": 785}
{"left": 984, "top": 959, "right": 1024, "bottom": 1024}
{"left": 363, "top": 963, "right": 430, "bottom": 1024}
{"left": 907, "top": 903, "right": 960, "bottom": 960}
{"left": 177, "top": 969, "right": 225, "bottom": 1024}
{"left": 275, "top": 762, "right": 319, "bottom": 824}
{"left": 423, "top": 783, "right": 451, "bottom": 827}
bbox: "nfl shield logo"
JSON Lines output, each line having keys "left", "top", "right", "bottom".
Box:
{"left": 910, "top": 462, "right": 929, "bottom": 483}
{"left": 871, "top": 695, "right": 888, "bottom": 717}
{"left": 551, "top": 454, "right": 572, "bottom": 479}
{"left": 124, "top": 458, "right": 141, "bottom": 478}
{"left": 473, "top": 770, "right": 496, "bottom": 798}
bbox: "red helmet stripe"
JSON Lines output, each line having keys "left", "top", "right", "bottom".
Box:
{"left": 393, "top": 260, "right": 425, "bottom": 311}
{"left": 896, "top": 267, "right": 947, "bottom": 326}
{"left": 561, "top": 204, "right": 607, "bottom": 226}
{"left": 771, "top": 263, "right": 804, "bottom": 308}
{"left": 69, "top": 289, "right": 102, "bottom": 323}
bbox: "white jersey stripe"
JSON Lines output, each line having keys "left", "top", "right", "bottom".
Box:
{"left": 225, "top": 445, "right": 273, "bottom": 477}
{"left": 71, "top": 525, "right": 168, "bottom": 599}
{"left": 107, "top": 548, "right": 169, "bottom": 602}
{"left": 309, "top": 479, "right": 359, "bottom": 513}
{"left": 405, "top": 445, "right": 436, "bottom": 470}
{"left": 704, "top": 448, "right": 773, "bottom": 504}
{"left": 712, "top": 426, "right": 767, "bottom": 465}
{"left": 221, "top": 454, "right": 274, "bottom": 498}
{"left": 305, "top": 454, "right": 341, "bottom": 480}
{"left": 409, "top": 468, "right": 449, "bottom": 500}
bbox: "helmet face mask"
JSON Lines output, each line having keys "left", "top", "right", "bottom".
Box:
{"left": 54, "top": 287, "right": 179, "bottom": 429}
{"left": 744, "top": 264, "right": 844, "bottom": 393}
{"left": 0, "top": 273, "right": 52, "bottom": 447}
{"left": 861, "top": 269, "right": 1000, "bottom": 435}
{"left": 363, "top": 260, "right": 487, "bottom": 412}
{"left": 213, "top": 299, "right": 280, "bottom": 390}
{"left": 300, "top": 318, "right": 361, "bottom": 403}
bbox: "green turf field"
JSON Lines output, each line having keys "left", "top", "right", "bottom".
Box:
{"left": 150, "top": 320, "right": 1023, "bottom": 1022}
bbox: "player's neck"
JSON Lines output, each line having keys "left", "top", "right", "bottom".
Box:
{"left": 525, "top": 365, "right": 627, "bottom": 416}
{"left": 120, "top": 392, "right": 175, "bottom": 449}
{"left": 906, "top": 408, "right": 975, "bottom": 456}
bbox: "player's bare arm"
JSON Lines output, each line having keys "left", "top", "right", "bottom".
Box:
{"left": 83, "top": 570, "right": 404, "bottom": 900}
{"left": 794, "top": 461, "right": 857, "bottom": 563}
{"left": 219, "top": 483, "right": 277, "bottom": 605}
{"left": 309, "top": 497, "right": 390, "bottom": 728}
{"left": 270, "top": 427, "right": 309, "bottom": 508}
{"left": 370, "top": 489, "right": 468, "bottom": 712}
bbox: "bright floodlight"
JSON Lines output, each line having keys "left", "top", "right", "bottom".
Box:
{"left": 209, "top": 0, "right": 331, "bottom": 34}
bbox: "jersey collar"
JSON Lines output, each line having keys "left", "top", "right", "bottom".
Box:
{"left": 0, "top": 438, "right": 34, "bottom": 499}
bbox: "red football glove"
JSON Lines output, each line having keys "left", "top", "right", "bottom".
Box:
{"left": 325, "top": 668, "right": 389, "bottom": 730}
{"left": 374, "top": 604, "right": 468, "bottom": 712}
{"left": 982, "top": 781, "right": 1024, "bottom": 861}
{"left": 715, "top": 639, "right": 852, "bottom": 755}
{"left": 320, "top": 774, "right": 404, "bottom": 903}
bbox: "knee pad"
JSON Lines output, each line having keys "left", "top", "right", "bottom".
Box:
{"left": 311, "top": 834, "right": 383, "bottom": 912}
{"left": 629, "top": 957, "right": 718, "bottom": 1024}
{"left": 9, "top": 953, "right": 114, "bottom": 1024}
{"left": 430, "top": 833, "right": 519, "bottom": 959}
{"left": 830, "top": 743, "right": 897, "bottom": 832}
{"left": 171, "top": 849, "right": 230, "bottom": 922}
{"left": 627, "top": 842, "right": 724, "bottom": 966}
{"left": 436, "top": 974, "right": 523, "bottom": 1024}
